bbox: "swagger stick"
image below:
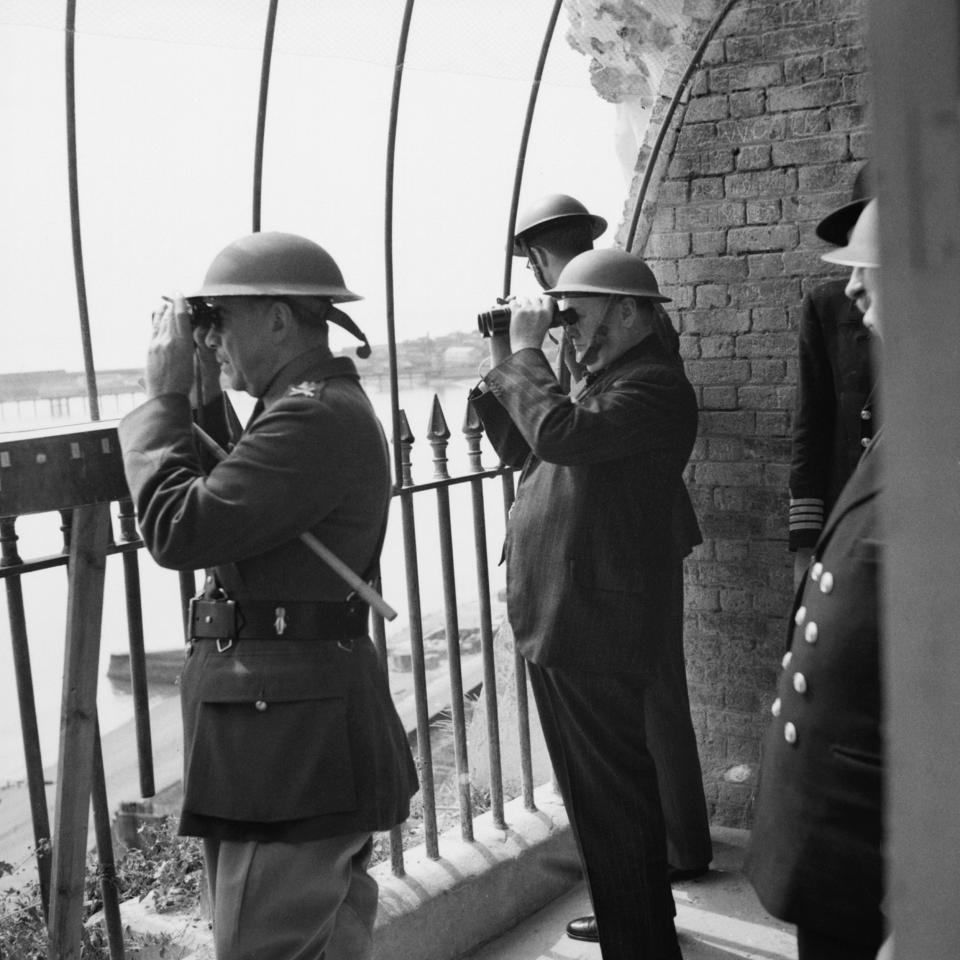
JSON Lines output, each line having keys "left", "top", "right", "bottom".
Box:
{"left": 191, "top": 423, "right": 398, "bottom": 621}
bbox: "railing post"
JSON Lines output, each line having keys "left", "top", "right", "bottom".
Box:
{"left": 91, "top": 722, "right": 125, "bottom": 960}
{"left": 117, "top": 498, "right": 155, "bottom": 798}
{"left": 397, "top": 411, "right": 439, "bottom": 858}
{"left": 1, "top": 515, "right": 52, "bottom": 913}
{"left": 499, "top": 472, "right": 536, "bottom": 810}
{"left": 47, "top": 501, "right": 111, "bottom": 960}
{"left": 427, "top": 397, "right": 473, "bottom": 840}
{"left": 463, "top": 403, "right": 505, "bottom": 829}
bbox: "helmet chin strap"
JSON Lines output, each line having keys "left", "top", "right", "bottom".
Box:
{"left": 579, "top": 295, "right": 615, "bottom": 369}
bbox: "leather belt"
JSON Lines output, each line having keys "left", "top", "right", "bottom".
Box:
{"left": 189, "top": 597, "right": 369, "bottom": 647}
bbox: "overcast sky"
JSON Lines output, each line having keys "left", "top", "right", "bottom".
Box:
{"left": 0, "top": 0, "right": 629, "bottom": 373}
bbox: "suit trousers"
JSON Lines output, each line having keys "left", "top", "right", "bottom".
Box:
{"left": 646, "top": 562, "right": 712, "bottom": 871}
{"left": 203, "top": 832, "right": 377, "bottom": 960}
{"left": 797, "top": 925, "right": 883, "bottom": 960}
{"left": 528, "top": 662, "right": 682, "bottom": 960}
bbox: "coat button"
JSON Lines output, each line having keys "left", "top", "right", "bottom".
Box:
{"left": 784, "top": 722, "right": 798, "bottom": 745}
{"left": 861, "top": 437, "right": 870, "bottom": 448}
{"left": 255, "top": 700, "right": 268, "bottom": 712}
{"left": 811, "top": 562, "right": 823, "bottom": 582}
{"left": 861, "top": 409, "right": 872, "bottom": 421}
{"left": 804, "top": 621, "right": 818, "bottom": 644}
{"left": 793, "top": 672, "right": 808, "bottom": 694}
{"left": 794, "top": 605, "right": 806, "bottom": 626}
{"left": 782, "top": 651, "right": 793, "bottom": 669}
{"left": 771, "top": 697, "right": 781, "bottom": 717}
{"left": 820, "top": 572, "right": 834, "bottom": 594}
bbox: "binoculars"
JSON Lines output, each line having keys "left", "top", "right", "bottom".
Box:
{"left": 477, "top": 304, "right": 572, "bottom": 338}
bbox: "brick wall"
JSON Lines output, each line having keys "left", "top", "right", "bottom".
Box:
{"left": 626, "top": 0, "right": 869, "bottom": 827}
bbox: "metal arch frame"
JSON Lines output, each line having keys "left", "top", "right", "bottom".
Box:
{"left": 624, "top": 0, "right": 742, "bottom": 253}
{"left": 253, "top": 0, "right": 280, "bottom": 233}
{"left": 64, "top": 0, "right": 100, "bottom": 422}
{"left": 500, "top": 0, "right": 565, "bottom": 300}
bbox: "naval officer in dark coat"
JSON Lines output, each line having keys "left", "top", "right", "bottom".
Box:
{"left": 789, "top": 166, "right": 876, "bottom": 588}
{"left": 119, "top": 232, "right": 418, "bottom": 960}
{"left": 471, "top": 248, "right": 699, "bottom": 960}
{"left": 747, "top": 200, "right": 886, "bottom": 960}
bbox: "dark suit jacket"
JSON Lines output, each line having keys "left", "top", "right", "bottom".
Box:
{"left": 471, "top": 337, "right": 699, "bottom": 677}
{"left": 789, "top": 280, "right": 875, "bottom": 549}
{"left": 748, "top": 438, "right": 884, "bottom": 945}
{"left": 120, "top": 347, "right": 418, "bottom": 842}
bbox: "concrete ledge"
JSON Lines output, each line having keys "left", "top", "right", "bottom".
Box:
{"left": 103, "top": 783, "right": 578, "bottom": 960}
{"left": 372, "top": 784, "right": 580, "bottom": 960}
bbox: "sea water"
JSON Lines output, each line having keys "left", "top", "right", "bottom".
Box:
{"left": 0, "top": 378, "right": 508, "bottom": 781}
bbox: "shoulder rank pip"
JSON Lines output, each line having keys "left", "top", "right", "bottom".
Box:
{"left": 288, "top": 381, "right": 324, "bottom": 399}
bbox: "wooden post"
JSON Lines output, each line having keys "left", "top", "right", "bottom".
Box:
{"left": 868, "top": 3, "right": 960, "bottom": 956}
{"left": 46, "top": 502, "right": 111, "bottom": 960}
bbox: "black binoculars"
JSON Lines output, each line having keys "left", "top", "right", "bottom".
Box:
{"left": 477, "top": 304, "right": 573, "bottom": 338}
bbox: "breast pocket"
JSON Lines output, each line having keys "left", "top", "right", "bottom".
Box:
{"left": 182, "top": 648, "right": 357, "bottom": 823}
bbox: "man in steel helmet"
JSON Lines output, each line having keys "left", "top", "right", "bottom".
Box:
{"left": 747, "top": 200, "right": 887, "bottom": 960}
{"left": 513, "top": 197, "right": 713, "bottom": 943}
{"left": 118, "top": 231, "right": 418, "bottom": 960}
{"left": 512, "top": 193, "right": 608, "bottom": 290}
{"left": 471, "top": 248, "right": 699, "bottom": 960}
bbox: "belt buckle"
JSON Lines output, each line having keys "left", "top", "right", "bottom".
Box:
{"left": 216, "top": 637, "right": 233, "bottom": 653}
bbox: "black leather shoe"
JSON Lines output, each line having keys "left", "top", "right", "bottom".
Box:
{"left": 668, "top": 863, "right": 709, "bottom": 883}
{"left": 566, "top": 915, "right": 599, "bottom": 942}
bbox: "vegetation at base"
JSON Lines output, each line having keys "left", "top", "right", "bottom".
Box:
{"left": 0, "top": 817, "right": 203, "bottom": 959}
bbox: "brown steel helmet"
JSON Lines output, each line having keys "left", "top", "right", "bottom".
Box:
{"left": 545, "top": 248, "right": 671, "bottom": 302}
{"left": 190, "top": 232, "right": 371, "bottom": 356}
{"left": 512, "top": 194, "right": 607, "bottom": 255}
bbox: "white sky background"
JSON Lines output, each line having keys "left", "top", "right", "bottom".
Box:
{"left": 0, "top": 0, "right": 630, "bottom": 373}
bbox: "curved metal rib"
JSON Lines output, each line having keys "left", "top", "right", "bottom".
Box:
{"left": 384, "top": 0, "right": 417, "bottom": 489}
{"left": 253, "top": 0, "right": 280, "bottom": 232}
{"left": 65, "top": 0, "right": 100, "bottom": 421}
{"left": 625, "top": 0, "right": 741, "bottom": 252}
{"left": 501, "top": 0, "right": 564, "bottom": 299}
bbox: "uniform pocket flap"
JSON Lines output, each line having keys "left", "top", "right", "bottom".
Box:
{"left": 193, "top": 647, "right": 350, "bottom": 703}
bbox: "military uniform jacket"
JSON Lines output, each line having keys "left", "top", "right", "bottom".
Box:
{"left": 119, "top": 347, "right": 418, "bottom": 842}
{"left": 470, "top": 338, "right": 699, "bottom": 677}
{"left": 789, "top": 279, "right": 875, "bottom": 549}
{"left": 748, "top": 437, "right": 883, "bottom": 943}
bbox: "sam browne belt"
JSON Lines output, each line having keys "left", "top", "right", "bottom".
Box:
{"left": 189, "top": 596, "right": 369, "bottom": 650}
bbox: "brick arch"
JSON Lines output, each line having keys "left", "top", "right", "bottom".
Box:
{"left": 624, "top": 0, "right": 868, "bottom": 827}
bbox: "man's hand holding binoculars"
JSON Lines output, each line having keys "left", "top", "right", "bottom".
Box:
{"left": 508, "top": 295, "right": 559, "bottom": 351}
{"left": 147, "top": 295, "right": 222, "bottom": 405}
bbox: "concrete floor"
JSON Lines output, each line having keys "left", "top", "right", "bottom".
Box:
{"left": 465, "top": 827, "right": 798, "bottom": 960}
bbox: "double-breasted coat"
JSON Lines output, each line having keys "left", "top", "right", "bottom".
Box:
{"left": 789, "top": 279, "right": 876, "bottom": 549}
{"left": 120, "top": 347, "right": 418, "bottom": 843}
{"left": 748, "top": 437, "right": 884, "bottom": 948}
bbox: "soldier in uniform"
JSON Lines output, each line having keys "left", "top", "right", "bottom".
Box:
{"left": 471, "top": 248, "right": 698, "bottom": 960}
{"left": 746, "top": 200, "right": 886, "bottom": 960}
{"left": 789, "top": 165, "right": 876, "bottom": 588}
{"left": 513, "top": 196, "right": 712, "bottom": 945}
{"left": 119, "top": 232, "right": 419, "bottom": 960}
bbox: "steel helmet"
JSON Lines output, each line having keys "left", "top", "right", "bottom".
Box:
{"left": 512, "top": 194, "right": 607, "bottom": 255}
{"left": 191, "top": 231, "right": 362, "bottom": 302}
{"left": 545, "top": 249, "right": 671, "bottom": 302}
{"left": 821, "top": 199, "right": 879, "bottom": 269}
